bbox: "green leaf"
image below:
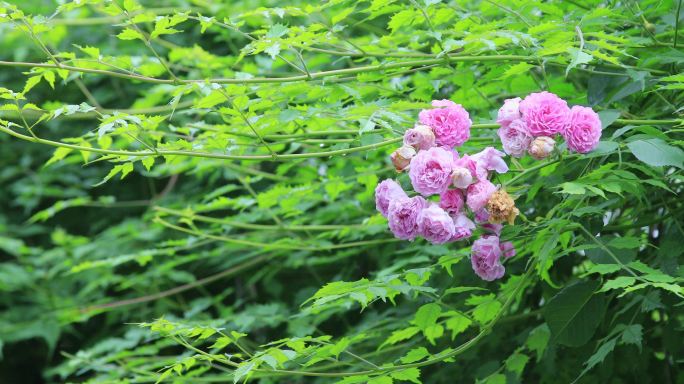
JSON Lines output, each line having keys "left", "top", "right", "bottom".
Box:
{"left": 626, "top": 138, "right": 684, "bottom": 169}
{"left": 472, "top": 300, "right": 502, "bottom": 324}
{"left": 413, "top": 303, "right": 441, "bottom": 332}
{"left": 445, "top": 312, "right": 472, "bottom": 340}
{"left": 482, "top": 373, "right": 506, "bottom": 384}
{"left": 607, "top": 236, "right": 641, "bottom": 249}
{"left": 566, "top": 47, "right": 593, "bottom": 75}
{"left": 544, "top": 280, "right": 606, "bottom": 347}
{"left": 505, "top": 352, "right": 529, "bottom": 377}
{"left": 576, "top": 339, "right": 617, "bottom": 381}
{"left": 45, "top": 147, "right": 72, "bottom": 166}
{"left": 400, "top": 347, "right": 429, "bottom": 364}
{"left": 600, "top": 276, "right": 636, "bottom": 292}
{"left": 620, "top": 324, "right": 643, "bottom": 350}
{"left": 390, "top": 368, "right": 421, "bottom": 383}
{"left": 233, "top": 361, "right": 255, "bottom": 383}
{"left": 597, "top": 110, "right": 621, "bottom": 129}
{"left": 117, "top": 28, "right": 144, "bottom": 41}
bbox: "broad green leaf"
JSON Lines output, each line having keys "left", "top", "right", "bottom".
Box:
{"left": 544, "top": 280, "right": 606, "bottom": 347}
{"left": 627, "top": 139, "right": 684, "bottom": 169}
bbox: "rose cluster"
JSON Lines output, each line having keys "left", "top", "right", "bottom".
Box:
{"left": 497, "top": 91, "right": 603, "bottom": 159}
{"left": 375, "top": 100, "right": 517, "bottom": 281}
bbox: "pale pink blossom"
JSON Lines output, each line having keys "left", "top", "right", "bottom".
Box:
{"left": 408, "top": 146, "right": 455, "bottom": 196}
{"left": 528, "top": 136, "right": 556, "bottom": 160}
{"left": 388, "top": 196, "right": 427, "bottom": 240}
{"left": 496, "top": 97, "right": 522, "bottom": 127}
{"left": 472, "top": 147, "right": 509, "bottom": 176}
{"left": 452, "top": 213, "right": 476, "bottom": 241}
{"left": 498, "top": 119, "right": 532, "bottom": 158}
{"left": 417, "top": 204, "right": 456, "bottom": 244}
{"left": 501, "top": 241, "right": 516, "bottom": 258}
{"left": 466, "top": 179, "right": 497, "bottom": 212}
{"left": 471, "top": 235, "right": 505, "bottom": 281}
{"left": 403, "top": 124, "right": 436, "bottom": 151}
{"left": 391, "top": 145, "right": 416, "bottom": 172}
{"left": 375, "top": 179, "right": 407, "bottom": 217}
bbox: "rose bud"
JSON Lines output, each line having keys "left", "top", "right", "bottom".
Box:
{"left": 391, "top": 145, "right": 417, "bottom": 172}
{"left": 528, "top": 136, "right": 556, "bottom": 160}
{"left": 451, "top": 166, "right": 474, "bottom": 189}
{"left": 486, "top": 189, "right": 519, "bottom": 225}
{"left": 403, "top": 124, "right": 436, "bottom": 151}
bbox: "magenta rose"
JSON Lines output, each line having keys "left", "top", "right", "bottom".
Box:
{"left": 466, "top": 179, "right": 497, "bottom": 212}
{"left": 403, "top": 124, "right": 436, "bottom": 151}
{"left": 439, "top": 189, "right": 465, "bottom": 215}
{"left": 375, "top": 179, "right": 407, "bottom": 217}
{"left": 471, "top": 235, "right": 505, "bottom": 281}
{"left": 498, "top": 119, "right": 532, "bottom": 158}
{"left": 496, "top": 97, "right": 522, "bottom": 127}
{"left": 418, "top": 99, "right": 472, "bottom": 147}
{"left": 388, "top": 196, "right": 427, "bottom": 240}
{"left": 409, "top": 146, "right": 455, "bottom": 196}
{"left": 472, "top": 147, "right": 509, "bottom": 177}
{"left": 519, "top": 91, "right": 570, "bottom": 137}
{"left": 452, "top": 213, "right": 476, "bottom": 241}
{"left": 564, "top": 106, "right": 602, "bottom": 154}
{"left": 417, "top": 204, "right": 456, "bottom": 245}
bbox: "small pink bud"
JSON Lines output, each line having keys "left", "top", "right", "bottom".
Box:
{"left": 451, "top": 166, "right": 473, "bottom": 189}
{"left": 403, "top": 124, "right": 436, "bottom": 151}
{"left": 528, "top": 136, "right": 556, "bottom": 160}
{"left": 391, "top": 145, "right": 416, "bottom": 172}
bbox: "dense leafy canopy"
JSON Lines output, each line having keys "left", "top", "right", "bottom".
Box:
{"left": 0, "top": 0, "right": 683, "bottom": 383}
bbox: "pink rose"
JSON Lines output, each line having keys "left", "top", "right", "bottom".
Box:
{"left": 482, "top": 222, "right": 503, "bottom": 235}
{"left": 564, "top": 106, "right": 602, "bottom": 154}
{"left": 472, "top": 147, "right": 509, "bottom": 176}
{"left": 452, "top": 213, "right": 475, "bottom": 241}
{"left": 473, "top": 208, "right": 489, "bottom": 223}
{"left": 519, "top": 91, "right": 570, "bottom": 137}
{"left": 439, "top": 189, "right": 465, "bottom": 215}
{"left": 452, "top": 154, "right": 478, "bottom": 188}
{"left": 466, "top": 179, "right": 497, "bottom": 212}
{"left": 471, "top": 235, "right": 505, "bottom": 281}
{"left": 528, "top": 136, "right": 556, "bottom": 160}
{"left": 451, "top": 167, "right": 473, "bottom": 189}
{"left": 391, "top": 145, "right": 416, "bottom": 172}
{"left": 388, "top": 196, "right": 427, "bottom": 240}
{"left": 498, "top": 119, "right": 532, "bottom": 158}
{"left": 409, "top": 146, "right": 455, "bottom": 196}
{"left": 375, "top": 179, "right": 407, "bottom": 217}
{"left": 496, "top": 97, "right": 522, "bottom": 127}
{"left": 418, "top": 99, "right": 472, "bottom": 147}
{"left": 417, "top": 204, "right": 456, "bottom": 245}
{"left": 403, "top": 124, "right": 436, "bottom": 151}
{"left": 500, "top": 241, "right": 516, "bottom": 258}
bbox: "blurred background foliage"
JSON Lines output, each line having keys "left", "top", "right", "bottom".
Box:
{"left": 0, "top": 0, "right": 683, "bottom": 383}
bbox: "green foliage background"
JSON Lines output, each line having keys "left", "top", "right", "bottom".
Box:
{"left": 0, "top": 0, "right": 683, "bottom": 383}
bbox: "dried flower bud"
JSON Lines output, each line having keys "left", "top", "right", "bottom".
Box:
{"left": 403, "top": 124, "right": 436, "bottom": 151}
{"left": 451, "top": 166, "right": 474, "bottom": 189}
{"left": 528, "top": 136, "right": 556, "bottom": 160}
{"left": 486, "top": 189, "right": 519, "bottom": 225}
{"left": 391, "top": 145, "right": 416, "bottom": 172}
